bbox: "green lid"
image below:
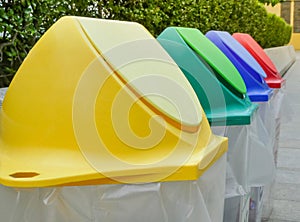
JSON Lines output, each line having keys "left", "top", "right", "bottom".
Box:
{"left": 176, "top": 27, "right": 247, "bottom": 95}
{"left": 157, "top": 27, "right": 257, "bottom": 126}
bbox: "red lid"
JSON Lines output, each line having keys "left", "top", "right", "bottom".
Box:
{"left": 265, "top": 76, "right": 285, "bottom": 88}
{"left": 233, "top": 33, "right": 283, "bottom": 88}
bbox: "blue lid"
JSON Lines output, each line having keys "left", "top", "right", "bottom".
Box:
{"left": 206, "top": 31, "right": 273, "bottom": 102}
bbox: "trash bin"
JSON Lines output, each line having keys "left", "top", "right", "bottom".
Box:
{"left": 264, "top": 45, "right": 296, "bottom": 77}
{"left": 233, "top": 33, "right": 287, "bottom": 222}
{"left": 260, "top": 46, "right": 296, "bottom": 220}
{"left": 157, "top": 27, "right": 275, "bottom": 222}
{"left": 233, "top": 33, "right": 286, "bottom": 164}
{"left": 205, "top": 29, "right": 278, "bottom": 179}
{"left": 0, "top": 17, "right": 228, "bottom": 222}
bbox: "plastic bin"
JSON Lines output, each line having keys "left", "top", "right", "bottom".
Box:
{"left": 157, "top": 27, "right": 276, "bottom": 222}
{"left": 233, "top": 32, "right": 289, "bottom": 221}
{"left": 264, "top": 45, "right": 296, "bottom": 77}
{"left": 0, "top": 17, "right": 228, "bottom": 222}
{"left": 205, "top": 29, "right": 278, "bottom": 163}
{"left": 205, "top": 31, "right": 281, "bottom": 218}
{"left": 233, "top": 32, "right": 286, "bottom": 166}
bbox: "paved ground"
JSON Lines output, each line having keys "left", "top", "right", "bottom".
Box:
{"left": 263, "top": 51, "right": 300, "bottom": 222}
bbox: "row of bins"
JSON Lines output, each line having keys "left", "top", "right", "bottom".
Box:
{"left": 0, "top": 16, "right": 289, "bottom": 221}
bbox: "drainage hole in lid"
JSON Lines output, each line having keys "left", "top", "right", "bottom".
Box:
{"left": 9, "top": 172, "right": 40, "bottom": 178}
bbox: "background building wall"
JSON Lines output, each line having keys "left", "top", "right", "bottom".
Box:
{"left": 266, "top": 0, "right": 300, "bottom": 49}
{"left": 265, "top": 4, "right": 281, "bottom": 16}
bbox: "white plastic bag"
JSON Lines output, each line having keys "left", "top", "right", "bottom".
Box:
{"left": 0, "top": 155, "right": 227, "bottom": 222}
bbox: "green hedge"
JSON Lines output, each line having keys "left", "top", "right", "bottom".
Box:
{"left": 109, "top": 0, "right": 291, "bottom": 48}
{"left": 0, "top": 0, "right": 108, "bottom": 87}
{"left": 0, "top": 0, "right": 292, "bottom": 87}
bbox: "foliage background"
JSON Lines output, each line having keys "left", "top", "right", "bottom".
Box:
{"left": 0, "top": 0, "right": 291, "bottom": 87}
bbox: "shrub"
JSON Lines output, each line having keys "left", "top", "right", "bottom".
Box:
{"left": 109, "top": 0, "right": 291, "bottom": 48}
{"left": 259, "top": 13, "right": 292, "bottom": 48}
{"left": 0, "top": 0, "right": 292, "bottom": 86}
{"left": 0, "top": 0, "right": 108, "bottom": 87}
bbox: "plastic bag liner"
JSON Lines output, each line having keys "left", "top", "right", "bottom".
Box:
{"left": 0, "top": 154, "right": 226, "bottom": 222}
{"left": 212, "top": 111, "right": 275, "bottom": 198}
{"left": 258, "top": 87, "right": 288, "bottom": 166}
{"left": 278, "top": 84, "right": 294, "bottom": 124}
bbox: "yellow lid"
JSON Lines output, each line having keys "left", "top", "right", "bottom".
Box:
{"left": 77, "top": 17, "right": 202, "bottom": 130}
{"left": 0, "top": 16, "right": 227, "bottom": 187}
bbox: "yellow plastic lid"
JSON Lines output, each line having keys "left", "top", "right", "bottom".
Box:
{"left": 0, "top": 16, "right": 227, "bottom": 187}
{"left": 77, "top": 17, "right": 202, "bottom": 130}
